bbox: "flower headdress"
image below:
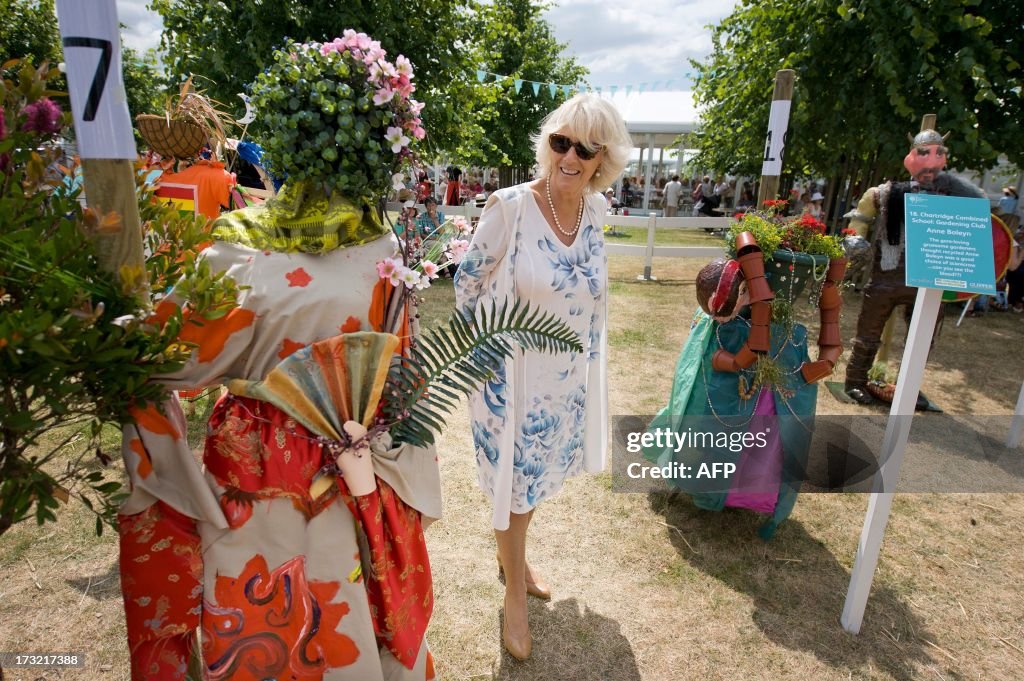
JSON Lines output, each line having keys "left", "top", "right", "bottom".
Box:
{"left": 249, "top": 31, "right": 426, "bottom": 208}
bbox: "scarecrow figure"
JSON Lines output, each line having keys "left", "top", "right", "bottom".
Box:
{"left": 843, "top": 129, "right": 985, "bottom": 405}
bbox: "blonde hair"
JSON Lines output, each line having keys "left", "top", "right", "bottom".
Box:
{"left": 532, "top": 94, "right": 632, "bottom": 193}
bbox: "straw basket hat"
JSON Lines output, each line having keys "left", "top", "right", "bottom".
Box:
{"left": 135, "top": 114, "right": 207, "bottom": 159}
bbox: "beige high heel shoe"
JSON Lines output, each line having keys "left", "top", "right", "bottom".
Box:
{"left": 502, "top": 592, "right": 532, "bottom": 660}
{"left": 497, "top": 552, "right": 551, "bottom": 600}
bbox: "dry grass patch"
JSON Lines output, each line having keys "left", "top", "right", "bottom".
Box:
{"left": 2, "top": 255, "right": 1023, "bottom": 680}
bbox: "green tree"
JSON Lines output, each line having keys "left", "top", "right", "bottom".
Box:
{"left": 691, "top": 0, "right": 1023, "bottom": 186}
{"left": 0, "top": 0, "right": 60, "bottom": 65}
{"left": 151, "top": 0, "right": 480, "bottom": 154}
{"left": 1, "top": 1, "right": 166, "bottom": 140}
{"left": 121, "top": 47, "right": 165, "bottom": 125}
{"left": 465, "top": 0, "right": 588, "bottom": 178}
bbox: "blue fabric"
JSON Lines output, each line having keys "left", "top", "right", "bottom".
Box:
{"left": 644, "top": 310, "right": 817, "bottom": 539}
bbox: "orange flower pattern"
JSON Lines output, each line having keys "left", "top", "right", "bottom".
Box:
{"left": 202, "top": 554, "right": 359, "bottom": 681}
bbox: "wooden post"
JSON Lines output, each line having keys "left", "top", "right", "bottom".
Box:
{"left": 82, "top": 159, "right": 147, "bottom": 292}
{"left": 756, "top": 69, "right": 795, "bottom": 208}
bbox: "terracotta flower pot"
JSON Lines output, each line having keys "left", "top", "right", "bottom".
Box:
{"left": 819, "top": 322, "right": 841, "bottom": 347}
{"left": 734, "top": 231, "right": 761, "bottom": 256}
{"left": 818, "top": 284, "right": 841, "bottom": 310}
{"left": 750, "top": 300, "right": 772, "bottom": 325}
{"left": 747, "top": 325, "right": 771, "bottom": 352}
{"left": 827, "top": 257, "right": 849, "bottom": 283}
{"left": 818, "top": 344, "right": 843, "bottom": 364}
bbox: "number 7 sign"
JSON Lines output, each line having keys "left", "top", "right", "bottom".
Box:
{"left": 55, "top": 0, "right": 136, "bottom": 159}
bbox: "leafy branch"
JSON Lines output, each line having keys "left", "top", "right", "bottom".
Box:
{"left": 384, "top": 298, "right": 583, "bottom": 446}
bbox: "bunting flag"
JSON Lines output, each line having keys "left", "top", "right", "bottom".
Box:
{"left": 471, "top": 68, "right": 692, "bottom": 97}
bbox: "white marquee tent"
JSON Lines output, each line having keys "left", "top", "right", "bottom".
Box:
{"left": 606, "top": 91, "right": 703, "bottom": 211}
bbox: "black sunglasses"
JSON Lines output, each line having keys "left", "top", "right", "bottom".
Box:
{"left": 548, "top": 133, "right": 603, "bottom": 161}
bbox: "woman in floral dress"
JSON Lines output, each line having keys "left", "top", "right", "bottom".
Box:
{"left": 454, "top": 93, "right": 631, "bottom": 660}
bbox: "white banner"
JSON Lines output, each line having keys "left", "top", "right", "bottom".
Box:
{"left": 760, "top": 99, "right": 791, "bottom": 177}
{"left": 55, "top": 0, "right": 137, "bottom": 159}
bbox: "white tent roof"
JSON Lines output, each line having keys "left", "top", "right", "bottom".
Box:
{"left": 605, "top": 91, "right": 700, "bottom": 147}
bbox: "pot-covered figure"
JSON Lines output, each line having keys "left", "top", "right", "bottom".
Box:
{"left": 642, "top": 230, "right": 846, "bottom": 538}
{"left": 843, "top": 128, "right": 985, "bottom": 405}
{"left": 117, "top": 33, "right": 441, "bottom": 680}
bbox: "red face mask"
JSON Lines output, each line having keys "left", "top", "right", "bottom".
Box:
{"left": 903, "top": 144, "right": 947, "bottom": 185}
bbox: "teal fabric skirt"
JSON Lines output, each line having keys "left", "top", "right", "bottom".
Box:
{"left": 643, "top": 310, "right": 818, "bottom": 539}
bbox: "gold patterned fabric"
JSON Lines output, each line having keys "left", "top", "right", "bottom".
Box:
{"left": 211, "top": 181, "right": 388, "bottom": 253}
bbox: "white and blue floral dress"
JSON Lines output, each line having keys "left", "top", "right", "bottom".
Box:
{"left": 455, "top": 184, "right": 609, "bottom": 530}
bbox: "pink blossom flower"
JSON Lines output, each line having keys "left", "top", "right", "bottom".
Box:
{"left": 422, "top": 260, "right": 439, "bottom": 279}
{"left": 22, "top": 98, "right": 62, "bottom": 135}
{"left": 392, "top": 74, "right": 415, "bottom": 98}
{"left": 409, "top": 99, "right": 425, "bottom": 115}
{"left": 376, "top": 257, "right": 401, "bottom": 279}
{"left": 395, "top": 55, "right": 414, "bottom": 78}
{"left": 373, "top": 86, "right": 396, "bottom": 106}
{"left": 369, "top": 60, "right": 397, "bottom": 82}
{"left": 384, "top": 126, "right": 410, "bottom": 153}
{"left": 448, "top": 239, "right": 470, "bottom": 264}
{"left": 356, "top": 33, "right": 372, "bottom": 51}
{"left": 399, "top": 266, "right": 420, "bottom": 289}
{"left": 412, "top": 126, "right": 426, "bottom": 140}
{"left": 452, "top": 216, "right": 471, "bottom": 234}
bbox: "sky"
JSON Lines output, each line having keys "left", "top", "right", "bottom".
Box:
{"left": 114, "top": 0, "right": 738, "bottom": 91}
{"left": 544, "top": 0, "right": 737, "bottom": 91}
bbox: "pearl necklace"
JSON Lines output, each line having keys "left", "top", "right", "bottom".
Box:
{"left": 546, "top": 176, "right": 583, "bottom": 237}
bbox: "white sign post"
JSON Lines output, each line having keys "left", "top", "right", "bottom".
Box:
{"left": 761, "top": 99, "right": 791, "bottom": 178}
{"left": 840, "top": 287, "right": 941, "bottom": 633}
{"left": 756, "top": 70, "right": 794, "bottom": 208}
{"left": 841, "top": 192, "right": 995, "bottom": 633}
{"left": 55, "top": 0, "right": 136, "bottom": 159}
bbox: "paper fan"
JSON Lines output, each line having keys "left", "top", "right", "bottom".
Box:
{"left": 228, "top": 332, "right": 399, "bottom": 440}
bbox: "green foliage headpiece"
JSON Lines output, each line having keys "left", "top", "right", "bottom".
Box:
{"left": 249, "top": 31, "right": 426, "bottom": 206}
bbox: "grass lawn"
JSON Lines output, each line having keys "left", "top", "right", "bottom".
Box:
{"left": 603, "top": 225, "right": 727, "bottom": 248}
{"left": 2, "top": 254, "right": 1023, "bottom": 680}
